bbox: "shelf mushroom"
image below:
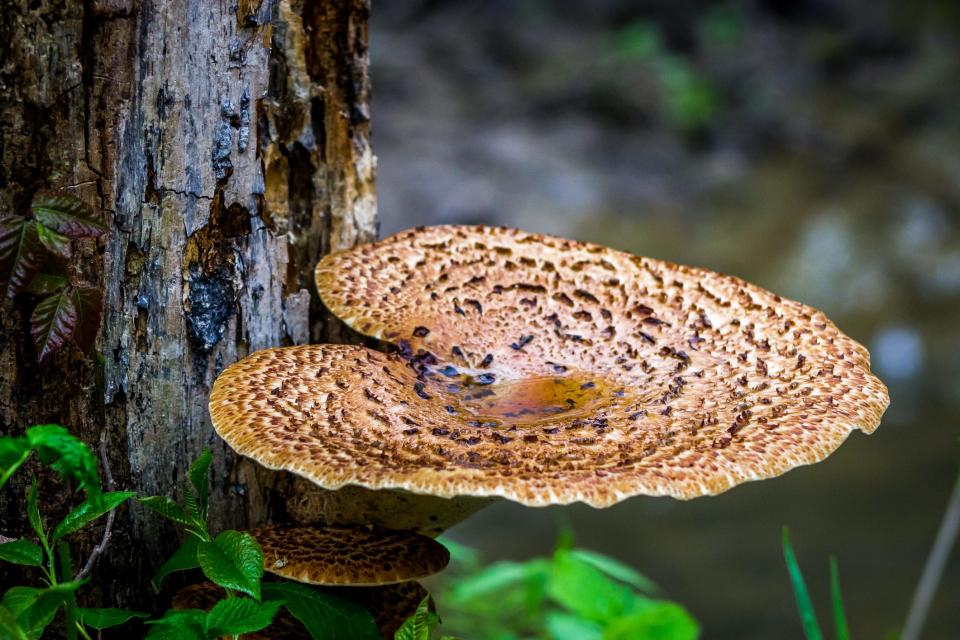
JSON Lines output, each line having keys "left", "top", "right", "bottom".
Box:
{"left": 252, "top": 524, "right": 449, "bottom": 585}
{"left": 211, "top": 225, "right": 889, "bottom": 535}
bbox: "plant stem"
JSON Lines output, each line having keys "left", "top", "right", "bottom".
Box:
{"left": 902, "top": 468, "right": 960, "bottom": 640}
{"left": 76, "top": 434, "right": 115, "bottom": 581}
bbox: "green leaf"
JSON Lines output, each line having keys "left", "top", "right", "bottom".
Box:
{"left": 603, "top": 601, "right": 699, "bottom": 640}
{"left": 187, "top": 450, "right": 212, "bottom": 521}
{"left": 0, "top": 604, "right": 29, "bottom": 640}
{"left": 0, "top": 216, "right": 44, "bottom": 299}
{"left": 261, "top": 582, "right": 381, "bottom": 640}
{"left": 782, "top": 528, "right": 824, "bottom": 640}
{"left": 31, "top": 195, "right": 106, "bottom": 239}
{"left": 3, "top": 582, "right": 84, "bottom": 639}
{"left": 830, "top": 557, "right": 851, "bottom": 640}
{"left": 53, "top": 491, "right": 134, "bottom": 539}
{"left": 394, "top": 596, "right": 434, "bottom": 640}
{"left": 35, "top": 223, "right": 71, "bottom": 259}
{"left": 568, "top": 549, "right": 658, "bottom": 594}
{"left": 0, "top": 438, "right": 31, "bottom": 489}
{"left": 544, "top": 612, "right": 603, "bottom": 640}
{"left": 26, "top": 479, "right": 43, "bottom": 543}
{"left": 0, "top": 540, "right": 42, "bottom": 567}
{"left": 204, "top": 598, "right": 282, "bottom": 636}
{"left": 77, "top": 608, "right": 149, "bottom": 630}
{"left": 182, "top": 483, "right": 201, "bottom": 523}
{"left": 153, "top": 537, "right": 201, "bottom": 589}
{"left": 197, "top": 531, "right": 263, "bottom": 600}
{"left": 26, "top": 425, "right": 100, "bottom": 500}
{"left": 144, "top": 610, "right": 206, "bottom": 640}
{"left": 70, "top": 286, "right": 103, "bottom": 355}
{"left": 30, "top": 288, "right": 77, "bottom": 363}
{"left": 547, "top": 550, "right": 635, "bottom": 622}
{"left": 57, "top": 543, "right": 77, "bottom": 640}
{"left": 139, "top": 496, "right": 193, "bottom": 527}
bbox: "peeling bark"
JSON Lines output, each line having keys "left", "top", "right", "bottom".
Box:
{"left": 0, "top": 0, "right": 376, "bottom": 610}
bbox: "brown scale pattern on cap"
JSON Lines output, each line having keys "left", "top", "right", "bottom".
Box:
{"left": 252, "top": 524, "right": 449, "bottom": 585}
{"left": 213, "top": 225, "right": 888, "bottom": 506}
{"left": 172, "top": 582, "right": 311, "bottom": 640}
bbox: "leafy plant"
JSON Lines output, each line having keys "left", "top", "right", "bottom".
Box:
{"left": 142, "top": 450, "right": 382, "bottom": 640}
{"left": 0, "top": 424, "right": 140, "bottom": 640}
{"left": 782, "top": 527, "right": 850, "bottom": 640}
{"left": 0, "top": 193, "right": 106, "bottom": 363}
{"left": 431, "top": 534, "right": 698, "bottom": 640}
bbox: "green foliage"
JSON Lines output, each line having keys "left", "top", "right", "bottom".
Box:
{"left": 145, "top": 450, "right": 381, "bottom": 639}
{"left": 434, "top": 536, "right": 697, "bottom": 640}
{"left": 197, "top": 531, "right": 264, "bottom": 600}
{"left": 0, "top": 192, "right": 105, "bottom": 363}
{"left": 783, "top": 527, "right": 854, "bottom": 640}
{"left": 0, "top": 539, "right": 42, "bottom": 567}
{"left": 261, "top": 582, "right": 382, "bottom": 640}
{"left": 394, "top": 596, "right": 437, "bottom": 640}
{"left": 77, "top": 607, "right": 150, "bottom": 630}
{"left": 0, "top": 424, "right": 139, "bottom": 640}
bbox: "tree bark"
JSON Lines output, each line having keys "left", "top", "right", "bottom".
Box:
{"left": 0, "top": 0, "right": 376, "bottom": 611}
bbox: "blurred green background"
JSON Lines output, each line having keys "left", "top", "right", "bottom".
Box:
{"left": 370, "top": 1, "right": 960, "bottom": 637}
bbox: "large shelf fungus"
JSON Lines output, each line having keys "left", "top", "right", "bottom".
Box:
{"left": 211, "top": 225, "right": 889, "bottom": 533}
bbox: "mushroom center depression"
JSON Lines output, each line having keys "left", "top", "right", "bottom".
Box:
{"left": 420, "top": 364, "right": 616, "bottom": 428}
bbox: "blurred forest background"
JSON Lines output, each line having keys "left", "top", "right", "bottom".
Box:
{"left": 369, "top": 1, "right": 960, "bottom": 638}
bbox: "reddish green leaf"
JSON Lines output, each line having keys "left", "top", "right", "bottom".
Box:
{"left": 32, "top": 194, "right": 106, "bottom": 238}
{"left": 30, "top": 289, "right": 78, "bottom": 363}
{"left": 36, "top": 223, "right": 72, "bottom": 259}
{"left": 71, "top": 286, "right": 103, "bottom": 354}
{"left": 0, "top": 216, "right": 44, "bottom": 298}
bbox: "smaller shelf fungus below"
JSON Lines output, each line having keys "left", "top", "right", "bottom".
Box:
{"left": 210, "top": 225, "right": 889, "bottom": 537}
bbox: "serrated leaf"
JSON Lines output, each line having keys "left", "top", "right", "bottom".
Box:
{"left": 204, "top": 598, "right": 281, "bottom": 636}
{"left": 35, "top": 223, "right": 71, "bottom": 259}
{"left": 153, "top": 537, "right": 201, "bottom": 589}
{"left": 261, "top": 582, "right": 381, "bottom": 640}
{"left": 144, "top": 610, "right": 206, "bottom": 640}
{"left": 138, "top": 496, "right": 193, "bottom": 527}
{"left": 394, "top": 596, "right": 434, "bottom": 640}
{"left": 31, "top": 195, "right": 106, "bottom": 239}
{"left": 52, "top": 491, "right": 134, "bottom": 539}
{"left": 70, "top": 286, "right": 102, "bottom": 354}
{"left": 23, "top": 272, "right": 68, "bottom": 296}
{"left": 568, "top": 549, "right": 658, "bottom": 594}
{"left": 188, "top": 450, "right": 212, "bottom": 521}
{"left": 0, "top": 216, "right": 44, "bottom": 299}
{"left": 77, "top": 608, "right": 149, "bottom": 630}
{"left": 0, "top": 540, "right": 42, "bottom": 566}
{"left": 26, "top": 479, "right": 43, "bottom": 543}
{"left": 182, "top": 483, "right": 201, "bottom": 523}
{"left": 197, "top": 531, "right": 263, "bottom": 600}
{"left": 27, "top": 425, "right": 100, "bottom": 500}
{"left": 30, "top": 289, "right": 77, "bottom": 363}
{"left": 0, "top": 604, "right": 29, "bottom": 640}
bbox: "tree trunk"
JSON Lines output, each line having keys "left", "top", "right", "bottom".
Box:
{"left": 0, "top": 0, "right": 376, "bottom": 611}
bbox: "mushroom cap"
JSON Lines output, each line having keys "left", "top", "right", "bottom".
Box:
{"left": 212, "top": 225, "right": 888, "bottom": 506}
{"left": 252, "top": 524, "right": 450, "bottom": 585}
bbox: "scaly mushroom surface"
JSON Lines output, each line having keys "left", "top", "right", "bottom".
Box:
{"left": 253, "top": 524, "right": 450, "bottom": 585}
{"left": 212, "top": 225, "right": 888, "bottom": 508}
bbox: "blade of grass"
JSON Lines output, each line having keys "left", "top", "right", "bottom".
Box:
{"left": 829, "top": 556, "right": 850, "bottom": 640}
{"left": 782, "top": 527, "right": 824, "bottom": 640}
{"left": 902, "top": 469, "right": 960, "bottom": 640}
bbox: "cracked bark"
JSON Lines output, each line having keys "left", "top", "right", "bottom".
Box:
{"left": 0, "top": 0, "right": 376, "bottom": 611}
